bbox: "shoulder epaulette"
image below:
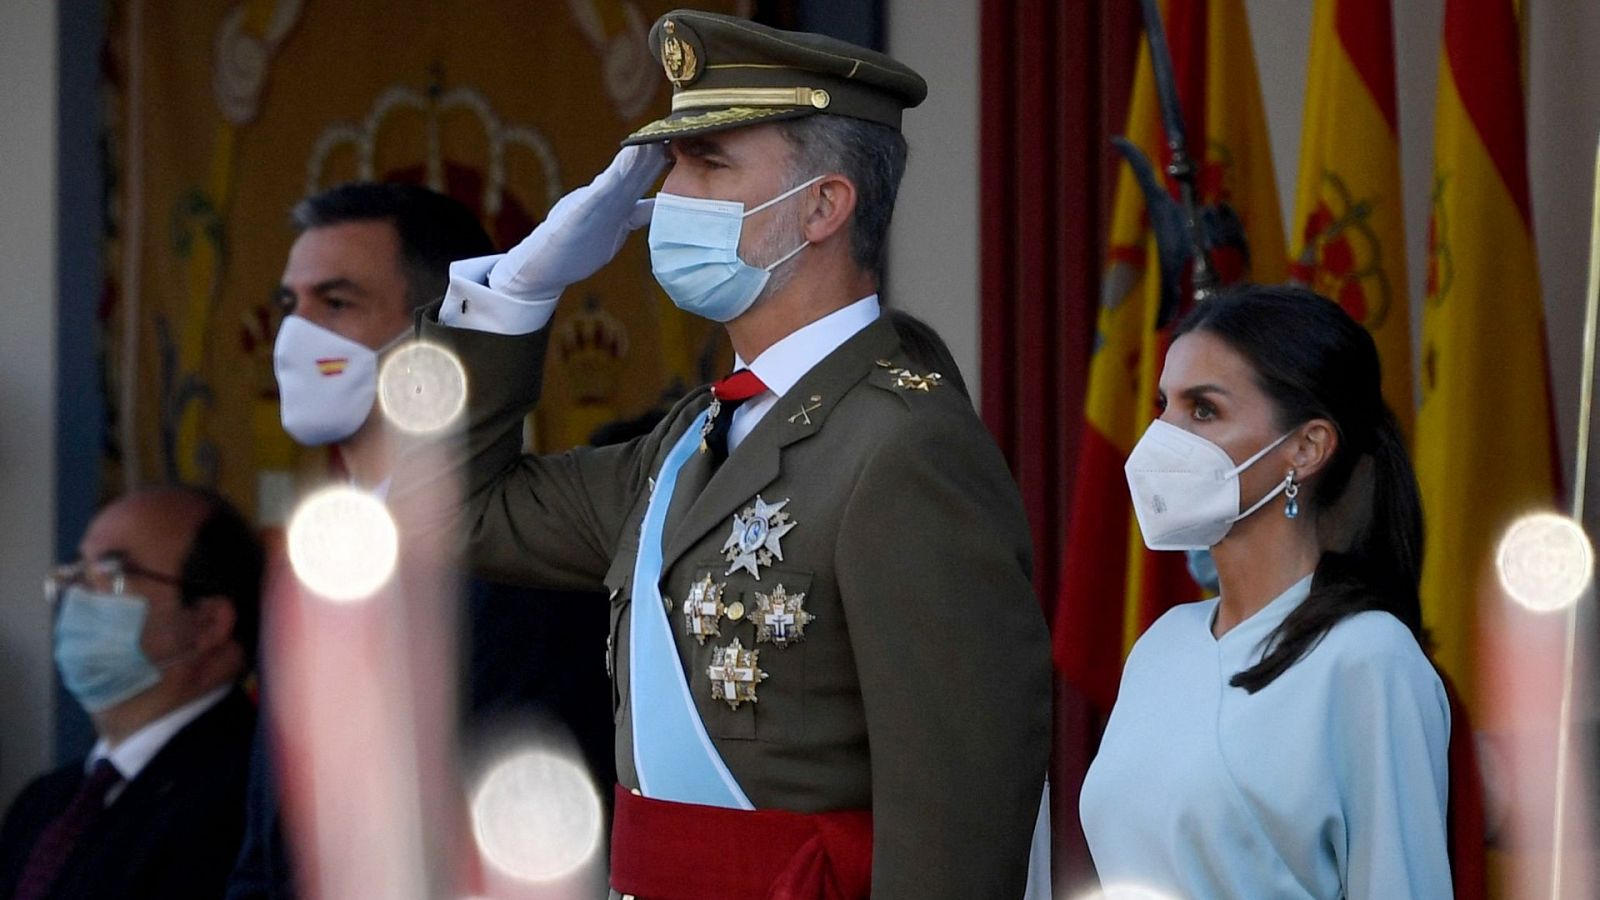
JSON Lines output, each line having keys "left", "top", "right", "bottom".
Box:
{"left": 871, "top": 358, "right": 944, "bottom": 393}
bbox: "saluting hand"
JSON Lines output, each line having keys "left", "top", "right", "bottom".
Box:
{"left": 487, "top": 142, "right": 669, "bottom": 301}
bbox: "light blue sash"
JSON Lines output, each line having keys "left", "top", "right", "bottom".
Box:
{"left": 627, "top": 409, "right": 1053, "bottom": 897}
{"left": 629, "top": 410, "right": 753, "bottom": 810}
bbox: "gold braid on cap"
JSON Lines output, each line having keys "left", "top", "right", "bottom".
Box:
{"left": 670, "top": 87, "right": 831, "bottom": 112}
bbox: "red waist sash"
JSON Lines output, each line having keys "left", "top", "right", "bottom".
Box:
{"left": 610, "top": 785, "right": 872, "bottom": 900}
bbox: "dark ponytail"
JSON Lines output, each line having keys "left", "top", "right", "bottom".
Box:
{"left": 1172, "top": 284, "right": 1425, "bottom": 693}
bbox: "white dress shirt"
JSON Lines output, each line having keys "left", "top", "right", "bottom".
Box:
{"left": 88, "top": 683, "right": 232, "bottom": 804}
{"left": 725, "top": 294, "right": 879, "bottom": 452}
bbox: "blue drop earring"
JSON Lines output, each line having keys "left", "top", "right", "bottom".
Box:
{"left": 1284, "top": 470, "right": 1300, "bottom": 519}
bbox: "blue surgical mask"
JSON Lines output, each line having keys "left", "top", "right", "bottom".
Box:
{"left": 1185, "top": 548, "right": 1221, "bottom": 594}
{"left": 53, "top": 586, "right": 163, "bottom": 713}
{"left": 647, "top": 175, "right": 824, "bottom": 322}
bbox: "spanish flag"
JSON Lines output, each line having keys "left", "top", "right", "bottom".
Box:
{"left": 1415, "top": 0, "right": 1556, "bottom": 719}
{"left": 316, "top": 357, "right": 350, "bottom": 377}
{"left": 1289, "top": 0, "right": 1413, "bottom": 436}
{"left": 1053, "top": 0, "right": 1286, "bottom": 714}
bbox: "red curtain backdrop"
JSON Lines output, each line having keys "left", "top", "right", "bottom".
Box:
{"left": 979, "top": 0, "right": 1140, "bottom": 890}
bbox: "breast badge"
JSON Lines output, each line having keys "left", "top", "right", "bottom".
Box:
{"left": 708, "top": 638, "right": 767, "bottom": 709}
{"left": 684, "top": 574, "right": 727, "bottom": 644}
{"left": 722, "top": 496, "right": 795, "bottom": 580}
{"left": 753, "top": 584, "right": 813, "bottom": 647}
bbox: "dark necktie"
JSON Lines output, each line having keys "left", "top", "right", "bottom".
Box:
{"left": 12, "top": 759, "right": 123, "bottom": 900}
{"left": 705, "top": 369, "right": 769, "bottom": 464}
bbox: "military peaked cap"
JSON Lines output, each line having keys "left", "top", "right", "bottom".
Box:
{"left": 622, "top": 9, "right": 928, "bottom": 145}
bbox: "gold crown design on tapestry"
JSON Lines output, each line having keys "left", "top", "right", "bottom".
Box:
{"left": 304, "top": 78, "right": 563, "bottom": 220}
{"left": 554, "top": 296, "right": 631, "bottom": 405}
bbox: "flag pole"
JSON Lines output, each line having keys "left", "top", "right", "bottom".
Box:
{"left": 1549, "top": 130, "right": 1600, "bottom": 900}
{"left": 1138, "top": 0, "right": 1218, "bottom": 302}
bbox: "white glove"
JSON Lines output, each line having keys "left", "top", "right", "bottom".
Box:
{"left": 487, "top": 143, "right": 668, "bottom": 300}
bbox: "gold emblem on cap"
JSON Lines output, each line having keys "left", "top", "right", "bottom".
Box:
{"left": 661, "top": 20, "right": 699, "bottom": 86}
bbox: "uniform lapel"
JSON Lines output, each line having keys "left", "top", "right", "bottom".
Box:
{"left": 661, "top": 399, "right": 717, "bottom": 543}
{"left": 658, "top": 318, "right": 901, "bottom": 574}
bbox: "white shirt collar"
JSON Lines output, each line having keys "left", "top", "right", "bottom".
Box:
{"left": 734, "top": 294, "right": 880, "bottom": 400}
{"left": 89, "top": 684, "right": 232, "bottom": 782}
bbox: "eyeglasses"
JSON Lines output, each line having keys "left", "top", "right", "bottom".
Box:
{"left": 44, "top": 555, "right": 193, "bottom": 606}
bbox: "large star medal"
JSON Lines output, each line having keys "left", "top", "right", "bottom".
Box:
{"left": 683, "top": 574, "right": 727, "bottom": 644}
{"left": 707, "top": 638, "right": 767, "bottom": 710}
{"left": 753, "top": 584, "right": 814, "bottom": 648}
{"left": 721, "top": 496, "right": 796, "bottom": 580}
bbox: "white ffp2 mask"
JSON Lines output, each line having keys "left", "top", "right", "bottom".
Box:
{"left": 1123, "top": 419, "right": 1293, "bottom": 550}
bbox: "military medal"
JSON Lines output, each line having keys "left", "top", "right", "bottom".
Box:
{"left": 699, "top": 397, "right": 722, "bottom": 454}
{"left": 707, "top": 638, "right": 767, "bottom": 709}
{"left": 722, "top": 495, "right": 796, "bottom": 580}
{"left": 753, "top": 583, "right": 813, "bottom": 647}
{"left": 684, "top": 574, "right": 727, "bottom": 644}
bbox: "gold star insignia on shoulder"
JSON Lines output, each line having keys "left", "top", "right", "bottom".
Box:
{"left": 708, "top": 638, "right": 767, "bottom": 710}
{"left": 893, "top": 369, "right": 942, "bottom": 391}
{"left": 876, "top": 360, "right": 943, "bottom": 391}
{"left": 721, "top": 496, "right": 796, "bottom": 580}
{"left": 753, "top": 584, "right": 813, "bottom": 647}
{"left": 683, "top": 574, "right": 727, "bottom": 644}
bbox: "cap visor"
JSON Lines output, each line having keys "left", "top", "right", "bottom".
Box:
{"left": 621, "top": 106, "right": 816, "bottom": 145}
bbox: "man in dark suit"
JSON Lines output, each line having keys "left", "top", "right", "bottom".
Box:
{"left": 403, "top": 10, "right": 1052, "bottom": 897}
{"left": 227, "top": 182, "right": 615, "bottom": 900}
{"left": 0, "top": 486, "right": 264, "bottom": 900}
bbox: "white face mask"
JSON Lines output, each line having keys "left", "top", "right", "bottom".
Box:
{"left": 273, "top": 316, "right": 407, "bottom": 446}
{"left": 1123, "top": 419, "right": 1294, "bottom": 550}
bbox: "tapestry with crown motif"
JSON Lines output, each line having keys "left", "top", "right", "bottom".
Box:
{"left": 101, "top": 0, "right": 757, "bottom": 523}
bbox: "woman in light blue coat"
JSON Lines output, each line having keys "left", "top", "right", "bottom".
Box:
{"left": 1080, "top": 285, "right": 1451, "bottom": 899}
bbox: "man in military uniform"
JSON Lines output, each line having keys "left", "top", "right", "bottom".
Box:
{"left": 402, "top": 10, "right": 1051, "bottom": 898}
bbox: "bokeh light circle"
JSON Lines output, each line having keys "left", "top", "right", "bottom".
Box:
{"left": 285, "top": 486, "right": 399, "bottom": 602}
{"left": 1496, "top": 512, "right": 1594, "bottom": 613}
{"left": 378, "top": 341, "right": 467, "bottom": 434}
{"left": 1074, "top": 885, "right": 1180, "bottom": 900}
{"left": 471, "top": 748, "right": 604, "bottom": 884}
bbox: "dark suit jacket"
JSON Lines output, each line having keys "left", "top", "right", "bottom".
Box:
{"left": 225, "top": 579, "right": 615, "bottom": 900}
{"left": 400, "top": 312, "right": 1053, "bottom": 898}
{"left": 0, "top": 686, "right": 256, "bottom": 900}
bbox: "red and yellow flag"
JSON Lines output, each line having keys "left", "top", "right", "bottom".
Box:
{"left": 1053, "top": 0, "right": 1286, "bottom": 714}
{"left": 1290, "top": 0, "right": 1413, "bottom": 436}
{"left": 1415, "top": 0, "right": 1556, "bottom": 717}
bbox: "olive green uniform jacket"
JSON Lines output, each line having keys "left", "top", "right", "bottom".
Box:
{"left": 406, "top": 310, "right": 1052, "bottom": 898}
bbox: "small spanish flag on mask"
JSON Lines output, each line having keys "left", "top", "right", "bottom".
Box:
{"left": 315, "top": 357, "right": 349, "bottom": 377}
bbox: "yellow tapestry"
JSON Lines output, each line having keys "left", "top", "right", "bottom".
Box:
{"left": 103, "top": 0, "right": 747, "bottom": 521}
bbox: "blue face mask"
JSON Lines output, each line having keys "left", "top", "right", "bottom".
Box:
{"left": 647, "top": 175, "right": 824, "bottom": 323}
{"left": 53, "top": 586, "right": 164, "bottom": 713}
{"left": 1185, "top": 547, "right": 1220, "bottom": 595}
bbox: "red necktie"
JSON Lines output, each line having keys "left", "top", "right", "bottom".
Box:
{"left": 706, "top": 369, "right": 769, "bottom": 462}
{"left": 13, "top": 759, "right": 123, "bottom": 900}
